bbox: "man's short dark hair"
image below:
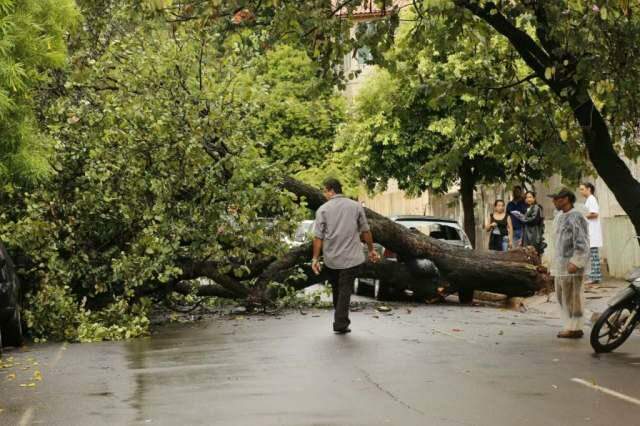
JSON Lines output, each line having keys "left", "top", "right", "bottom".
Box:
{"left": 323, "top": 178, "right": 342, "bottom": 194}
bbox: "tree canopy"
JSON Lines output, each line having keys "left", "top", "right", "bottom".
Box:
{"left": 0, "top": 0, "right": 78, "bottom": 186}
{"left": 346, "top": 10, "right": 583, "bottom": 243}
{"left": 0, "top": 5, "right": 346, "bottom": 341}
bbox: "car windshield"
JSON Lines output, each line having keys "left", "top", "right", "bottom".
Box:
{"left": 395, "top": 220, "right": 462, "bottom": 241}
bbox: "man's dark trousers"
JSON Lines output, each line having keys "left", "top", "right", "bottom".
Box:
{"left": 326, "top": 264, "right": 361, "bottom": 331}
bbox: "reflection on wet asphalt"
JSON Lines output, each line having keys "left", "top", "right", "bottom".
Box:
{"left": 3, "top": 303, "right": 640, "bottom": 425}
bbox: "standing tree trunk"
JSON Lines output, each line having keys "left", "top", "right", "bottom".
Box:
{"left": 459, "top": 160, "right": 477, "bottom": 249}
{"left": 569, "top": 92, "right": 640, "bottom": 241}
{"left": 456, "top": 0, "right": 640, "bottom": 247}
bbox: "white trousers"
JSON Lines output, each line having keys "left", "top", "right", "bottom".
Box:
{"left": 555, "top": 275, "right": 585, "bottom": 331}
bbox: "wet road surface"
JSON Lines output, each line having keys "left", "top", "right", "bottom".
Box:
{"left": 2, "top": 302, "right": 640, "bottom": 425}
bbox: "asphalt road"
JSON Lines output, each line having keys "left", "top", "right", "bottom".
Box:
{"left": 2, "top": 300, "right": 640, "bottom": 426}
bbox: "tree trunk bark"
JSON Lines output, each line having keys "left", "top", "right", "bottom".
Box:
{"left": 170, "top": 177, "right": 550, "bottom": 303}
{"left": 283, "top": 178, "right": 550, "bottom": 297}
{"left": 569, "top": 91, "right": 640, "bottom": 242}
{"left": 460, "top": 160, "right": 476, "bottom": 249}
{"left": 258, "top": 242, "right": 441, "bottom": 300}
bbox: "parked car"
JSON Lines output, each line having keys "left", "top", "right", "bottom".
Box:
{"left": 354, "top": 215, "right": 473, "bottom": 300}
{"left": 284, "top": 220, "right": 315, "bottom": 247}
{"left": 0, "top": 242, "right": 23, "bottom": 350}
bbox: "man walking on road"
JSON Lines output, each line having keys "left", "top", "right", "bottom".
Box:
{"left": 549, "top": 188, "right": 591, "bottom": 339}
{"left": 312, "top": 178, "right": 380, "bottom": 334}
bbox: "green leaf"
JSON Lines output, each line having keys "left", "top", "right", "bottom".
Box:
{"left": 544, "top": 67, "right": 554, "bottom": 80}
{"left": 560, "top": 130, "right": 568, "bottom": 142}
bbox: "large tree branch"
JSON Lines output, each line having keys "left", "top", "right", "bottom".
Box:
{"left": 532, "top": 2, "right": 562, "bottom": 60}
{"left": 281, "top": 177, "right": 549, "bottom": 296}
{"left": 179, "top": 260, "right": 249, "bottom": 297}
{"left": 172, "top": 280, "right": 238, "bottom": 298}
{"left": 480, "top": 72, "right": 537, "bottom": 91}
{"left": 454, "top": 1, "right": 552, "bottom": 83}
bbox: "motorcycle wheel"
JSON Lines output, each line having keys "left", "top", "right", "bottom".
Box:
{"left": 590, "top": 303, "right": 637, "bottom": 353}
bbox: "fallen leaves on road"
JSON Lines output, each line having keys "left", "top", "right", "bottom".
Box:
{"left": 19, "top": 383, "right": 36, "bottom": 388}
{"left": 6, "top": 373, "right": 16, "bottom": 381}
{"left": 376, "top": 305, "right": 392, "bottom": 313}
{"left": 33, "top": 370, "right": 42, "bottom": 381}
{"left": 1, "top": 357, "right": 14, "bottom": 369}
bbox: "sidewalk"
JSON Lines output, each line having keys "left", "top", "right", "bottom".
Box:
{"left": 525, "top": 278, "right": 629, "bottom": 324}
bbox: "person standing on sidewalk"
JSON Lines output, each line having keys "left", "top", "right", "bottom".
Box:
{"left": 312, "top": 178, "right": 380, "bottom": 334}
{"left": 511, "top": 191, "right": 546, "bottom": 255}
{"left": 507, "top": 186, "right": 528, "bottom": 247}
{"left": 579, "top": 182, "right": 603, "bottom": 284}
{"left": 549, "top": 188, "right": 591, "bottom": 339}
{"left": 485, "top": 200, "right": 513, "bottom": 251}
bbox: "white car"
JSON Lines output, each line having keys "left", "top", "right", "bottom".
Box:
{"left": 284, "top": 220, "right": 315, "bottom": 247}
{"left": 355, "top": 215, "right": 473, "bottom": 300}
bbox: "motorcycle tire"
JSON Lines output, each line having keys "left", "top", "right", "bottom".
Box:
{"left": 590, "top": 302, "right": 637, "bottom": 353}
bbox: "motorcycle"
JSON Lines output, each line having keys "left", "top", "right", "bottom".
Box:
{"left": 590, "top": 237, "right": 640, "bottom": 353}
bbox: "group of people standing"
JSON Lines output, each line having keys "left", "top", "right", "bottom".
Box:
{"left": 311, "top": 177, "right": 605, "bottom": 339}
{"left": 485, "top": 186, "right": 546, "bottom": 255}
{"left": 487, "top": 183, "right": 604, "bottom": 338}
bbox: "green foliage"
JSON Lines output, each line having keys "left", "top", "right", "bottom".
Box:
{"left": 2, "top": 21, "right": 323, "bottom": 341}
{"left": 140, "top": 1, "right": 400, "bottom": 87}
{"left": 418, "top": 1, "right": 640, "bottom": 157}
{"left": 239, "top": 45, "right": 346, "bottom": 177}
{"left": 0, "top": 0, "right": 78, "bottom": 185}
{"left": 347, "top": 8, "right": 585, "bottom": 196}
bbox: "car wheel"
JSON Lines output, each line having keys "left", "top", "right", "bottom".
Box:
{"left": 1, "top": 306, "right": 23, "bottom": 348}
{"left": 374, "top": 280, "right": 392, "bottom": 301}
{"left": 353, "top": 278, "right": 363, "bottom": 296}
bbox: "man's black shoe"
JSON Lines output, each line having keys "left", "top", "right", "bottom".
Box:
{"left": 334, "top": 328, "right": 351, "bottom": 334}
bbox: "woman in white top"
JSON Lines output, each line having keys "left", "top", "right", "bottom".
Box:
{"left": 579, "top": 182, "right": 603, "bottom": 284}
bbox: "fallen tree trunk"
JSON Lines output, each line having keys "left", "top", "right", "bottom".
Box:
{"left": 169, "top": 177, "right": 549, "bottom": 303}
{"left": 282, "top": 177, "right": 550, "bottom": 297}
{"left": 257, "top": 242, "right": 440, "bottom": 300}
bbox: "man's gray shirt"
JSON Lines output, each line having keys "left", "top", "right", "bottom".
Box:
{"left": 313, "top": 195, "right": 370, "bottom": 270}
